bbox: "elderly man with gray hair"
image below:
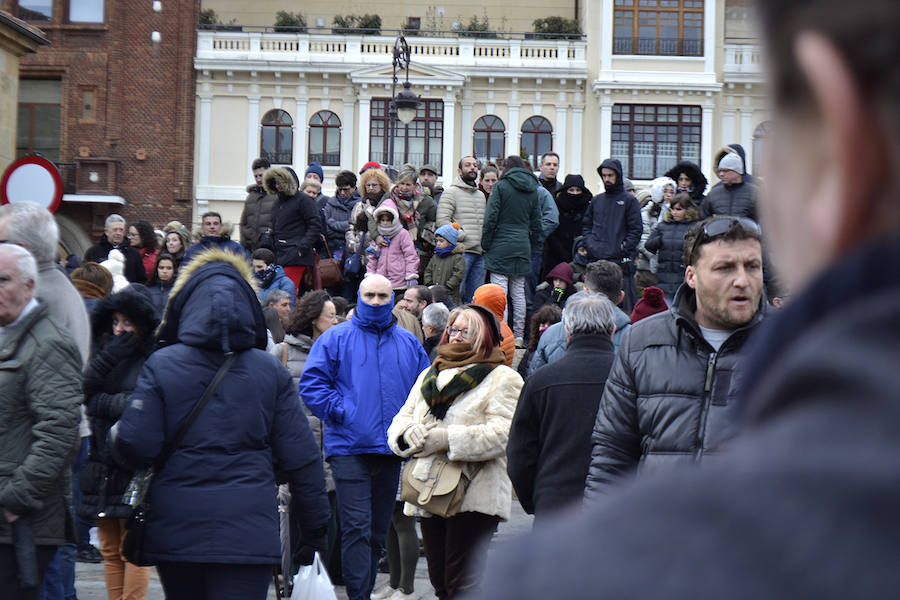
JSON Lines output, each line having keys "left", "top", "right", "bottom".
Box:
{"left": 0, "top": 243, "right": 83, "bottom": 598}
{"left": 421, "top": 301, "right": 449, "bottom": 359}
{"left": 507, "top": 291, "right": 618, "bottom": 520}
{"left": 83, "top": 213, "right": 146, "bottom": 282}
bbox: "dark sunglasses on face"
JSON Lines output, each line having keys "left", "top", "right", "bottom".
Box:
{"left": 688, "top": 217, "right": 761, "bottom": 263}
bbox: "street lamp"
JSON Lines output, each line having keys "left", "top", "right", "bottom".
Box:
{"left": 387, "top": 36, "right": 420, "bottom": 172}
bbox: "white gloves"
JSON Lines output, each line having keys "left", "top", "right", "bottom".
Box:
{"left": 403, "top": 422, "right": 435, "bottom": 451}
{"left": 414, "top": 427, "right": 449, "bottom": 458}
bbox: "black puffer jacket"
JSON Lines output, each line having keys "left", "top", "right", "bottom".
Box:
{"left": 84, "top": 235, "right": 146, "bottom": 283}
{"left": 79, "top": 287, "right": 159, "bottom": 520}
{"left": 583, "top": 284, "right": 766, "bottom": 501}
{"left": 265, "top": 167, "right": 322, "bottom": 267}
{"left": 643, "top": 206, "right": 701, "bottom": 299}
{"left": 700, "top": 180, "right": 759, "bottom": 221}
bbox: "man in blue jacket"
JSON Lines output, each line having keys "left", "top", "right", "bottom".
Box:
{"left": 581, "top": 159, "right": 642, "bottom": 312}
{"left": 299, "top": 274, "right": 430, "bottom": 600}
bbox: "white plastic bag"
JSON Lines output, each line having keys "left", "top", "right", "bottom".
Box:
{"left": 291, "top": 553, "right": 337, "bottom": 600}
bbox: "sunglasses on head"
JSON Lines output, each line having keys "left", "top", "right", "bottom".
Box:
{"left": 688, "top": 217, "right": 761, "bottom": 264}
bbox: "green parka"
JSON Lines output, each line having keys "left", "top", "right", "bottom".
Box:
{"left": 0, "top": 302, "right": 82, "bottom": 545}
{"left": 481, "top": 167, "right": 543, "bottom": 277}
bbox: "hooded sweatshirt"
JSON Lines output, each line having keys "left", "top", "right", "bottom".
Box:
{"left": 581, "top": 159, "right": 643, "bottom": 263}
{"left": 481, "top": 167, "right": 543, "bottom": 277}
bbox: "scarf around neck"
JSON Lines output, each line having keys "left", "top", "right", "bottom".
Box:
{"left": 421, "top": 343, "right": 505, "bottom": 419}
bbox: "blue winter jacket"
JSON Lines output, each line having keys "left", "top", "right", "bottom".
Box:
{"left": 111, "top": 250, "right": 329, "bottom": 565}
{"left": 299, "top": 296, "right": 431, "bottom": 458}
{"left": 256, "top": 265, "right": 296, "bottom": 305}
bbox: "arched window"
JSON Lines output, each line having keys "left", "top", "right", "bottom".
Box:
{"left": 260, "top": 109, "right": 293, "bottom": 164}
{"left": 473, "top": 115, "right": 505, "bottom": 164}
{"left": 752, "top": 120, "right": 773, "bottom": 175}
{"left": 521, "top": 116, "right": 552, "bottom": 169}
{"left": 309, "top": 110, "right": 341, "bottom": 166}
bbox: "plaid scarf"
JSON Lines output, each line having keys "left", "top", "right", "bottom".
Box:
{"left": 420, "top": 343, "right": 505, "bottom": 419}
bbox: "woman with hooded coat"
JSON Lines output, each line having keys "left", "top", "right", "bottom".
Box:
{"left": 79, "top": 285, "right": 160, "bottom": 600}
{"left": 110, "top": 248, "right": 330, "bottom": 600}
{"left": 664, "top": 161, "right": 708, "bottom": 204}
{"left": 644, "top": 193, "right": 702, "bottom": 302}
{"left": 542, "top": 174, "right": 592, "bottom": 275}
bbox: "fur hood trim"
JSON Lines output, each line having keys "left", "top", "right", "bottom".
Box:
{"left": 263, "top": 166, "right": 298, "bottom": 197}
{"left": 157, "top": 247, "right": 258, "bottom": 336}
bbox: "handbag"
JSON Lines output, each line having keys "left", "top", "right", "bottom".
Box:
{"left": 121, "top": 352, "right": 239, "bottom": 566}
{"left": 316, "top": 236, "right": 344, "bottom": 289}
{"left": 399, "top": 455, "right": 482, "bottom": 518}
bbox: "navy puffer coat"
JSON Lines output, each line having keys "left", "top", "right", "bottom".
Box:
{"left": 111, "top": 248, "right": 329, "bottom": 564}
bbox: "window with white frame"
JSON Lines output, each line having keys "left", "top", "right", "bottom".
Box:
{"left": 613, "top": 0, "right": 704, "bottom": 56}
{"left": 611, "top": 104, "right": 701, "bottom": 179}
{"left": 260, "top": 109, "right": 294, "bottom": 165}
{"left": 308, "top": 110, "right": 341, "bottom": 166}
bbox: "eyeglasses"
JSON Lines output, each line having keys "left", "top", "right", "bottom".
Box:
{"left": 446, "top": 326, "right": 470, "bottom": 339}
{"left": 688, "top": 217, "right": 761, "bottom": 264}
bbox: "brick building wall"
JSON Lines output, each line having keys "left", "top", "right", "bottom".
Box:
{"left": 4, "top": 0, "right": 198, "bottom": 242}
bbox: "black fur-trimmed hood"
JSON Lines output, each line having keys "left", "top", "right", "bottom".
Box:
{"left": 263, "top": 166, "right": 299, "bottom": 197}
{"left": 91, "top": 284, "right": 160, "bottom": 345}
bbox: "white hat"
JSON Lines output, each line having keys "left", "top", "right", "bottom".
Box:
{"left": 717, "top": 152, "right": 744, "bottom": 174}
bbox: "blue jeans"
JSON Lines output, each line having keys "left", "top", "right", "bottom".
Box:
{"left": 329, "top": 454, "right": 401, "bottom": 600}
{"left": 526, "top": 246, "right": 544, "bottom": 309}
{"left": 462, "top": 253, "right": 485, "bottom": 303}
{"left": 39, "top": 437, "right": 89, "bottom": 600}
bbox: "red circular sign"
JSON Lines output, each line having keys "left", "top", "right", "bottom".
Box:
{"left": 1, "top": 155, "right": 63, "bottom": 213}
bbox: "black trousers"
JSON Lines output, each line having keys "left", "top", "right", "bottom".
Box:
{"left": 420, "top": 511, "right": 500, "bottom": 599}
{"left": 0, "top": 544, "right": 59, "bottom": 600}
{"left": 156, "top": 562, "right": 273, "bottom": 600}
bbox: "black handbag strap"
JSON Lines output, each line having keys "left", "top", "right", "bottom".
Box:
{"left": 152, "top": 352, "right": 239, "bottom": 472}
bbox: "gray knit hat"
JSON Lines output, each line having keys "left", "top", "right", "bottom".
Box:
{"left": 717, "top": 152, "right": 744, "bottom": 174}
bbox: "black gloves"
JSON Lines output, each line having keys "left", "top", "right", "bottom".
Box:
{"left": 293, "top": 526, "right": 328, "bottom": 567}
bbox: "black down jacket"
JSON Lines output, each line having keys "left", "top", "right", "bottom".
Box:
{"left": 643, "top": 207, "right": 701, "bottom": 299}
{"left": 265, "top": 167, "right": 322, "bottom": 268}
{"left": 79, "top": 287, "right": 159, "bottom": 521}
{"left": 583, "top": 284, "right": 766, "bottom": 501}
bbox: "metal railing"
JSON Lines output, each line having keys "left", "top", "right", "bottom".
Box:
{"left": 612, "top": 37, "right": 704, "bottom": 57}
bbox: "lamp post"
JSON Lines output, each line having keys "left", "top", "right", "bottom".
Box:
{"left": 387, "top": 36, "right": 421, "bottom": 174}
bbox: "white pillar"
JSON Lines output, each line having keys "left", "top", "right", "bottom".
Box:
{"left": 570, "top": 106, "right": 584, "bottom": 177}
{"left": 198, "top": 94, "right": 212, "bottom": 187}
{"left": 555, "top": 104, "right": 568, "bottom": 174}
{"left": 357, "top": 95, "right": 371, "bottom": 169}
{"left": 442, "top": 96, "right": 457, "bottom": 186}
{"left": 600, "top": 0, "right": 613, "bottom": 72}
{"left": 506, "top": 104, "right": 520, "bottom": 157}
{"left": 702, "top": 102, "right": 715, "bottom": 183}
{"left": 704, "top": 0, "right": 716, "bottom": 73}
{"left": 247, "top": 96, "right": 260, "bottom": 180}
{"left": 460, "top": 101, "right": 473, "bottom": 159}
{"left": 740, "top": 108, "right": 753, "bottom": 158}
{"left": 342, "top": 99, "right": 355, "bottom": 171}
{"left": 294, "top": 98, "right": 308, "bottom": 170}
{"left": 599, "top": 100, "right": 612, "bottom": 162}
{"left": 721, "top": 109, "right": 735, "bottom": 147}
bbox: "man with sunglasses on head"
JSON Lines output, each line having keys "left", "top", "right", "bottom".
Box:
{"left": 584, "top": 216, "right": 766, "bottom": 501}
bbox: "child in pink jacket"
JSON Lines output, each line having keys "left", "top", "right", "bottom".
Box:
{"left": 366, "top": 205, "right": 419, "bottom": 289}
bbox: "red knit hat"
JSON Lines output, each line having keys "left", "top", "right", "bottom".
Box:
{"left": 359, "top": 161, "right": 382, "bottom": 174}
{"left": 631, "top": 286, "right": 669, "bottom": 323}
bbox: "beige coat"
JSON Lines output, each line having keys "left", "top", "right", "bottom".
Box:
{"left": 387, "top": 364, "right": 523, "bottom": 520}
{"left": 436, "top": 176, "right": 486, "bottom": 254}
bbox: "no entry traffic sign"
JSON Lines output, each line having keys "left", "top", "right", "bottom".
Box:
{"left": 1, "top": 155, "right": 63, "bottom": 213}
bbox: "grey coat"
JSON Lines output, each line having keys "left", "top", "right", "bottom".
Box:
{"left": 0, "top": 302, "right": 82, "bottom": 545}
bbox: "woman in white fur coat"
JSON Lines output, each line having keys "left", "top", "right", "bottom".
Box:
{"left": 388, "top": 304, "right": 523, "bottom": 599}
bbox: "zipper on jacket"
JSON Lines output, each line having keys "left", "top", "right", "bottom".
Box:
{"left": 694, "top": 350, "right": 717, "bottom": 459}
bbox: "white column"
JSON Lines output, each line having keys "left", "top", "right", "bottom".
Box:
{"left": 198, "top": 94, "right": 212, "bottom": 187}
{"left": 599, "top": 100, "right": 612, "bottom": 162}
{"left": 342, "top": 99, "right": 355, "bottom": 171}
{"left": 555, "top": 104, "right": 568, "bottom": 175}
{"left": 570, "top": 106, "right": 584, "bottom": 177}
{"left": 357, "top": 95, "right": 371, "bottom": 169}
{"left": 506, "top": 104, "right": 520, "bottom": 157}
{"left": 721, "top": 109, "right": 736, "bottom": 147}
{"left": 247, "top": 96, "right": 260, "bottom": 179}
{"left": 600, "top": 0, "right": 613, "bottom": 72}
{"left": 704, "top": 0, "right": 716, "bottom": 74}
{"left": 441, "top": 96, "right": 457, "bottom": 186}
{"left": 702, "top": 102, "right": 714, "bottom": 183}
{"left": 740, "top": 108, "right": 753, "bottom": 158}
{"left": 460, "top": 101, "right": 474, "bottom": 159}
{"left": 293, "top": 99, "right": 308, "bottom": 170}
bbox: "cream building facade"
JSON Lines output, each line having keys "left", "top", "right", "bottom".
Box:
{"left": 193, "top": 0, "right": 765, "bottom": 227}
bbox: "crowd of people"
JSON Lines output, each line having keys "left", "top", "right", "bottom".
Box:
{"left": 3, "top": 2, "right": 899, "bottom": 598}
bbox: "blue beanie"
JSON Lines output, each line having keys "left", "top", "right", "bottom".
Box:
{"left": 434, "top": 224, "right": 459, "bottom": 246}
{"left": 305, "top": 162, "right": 324, "bottom": 181}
